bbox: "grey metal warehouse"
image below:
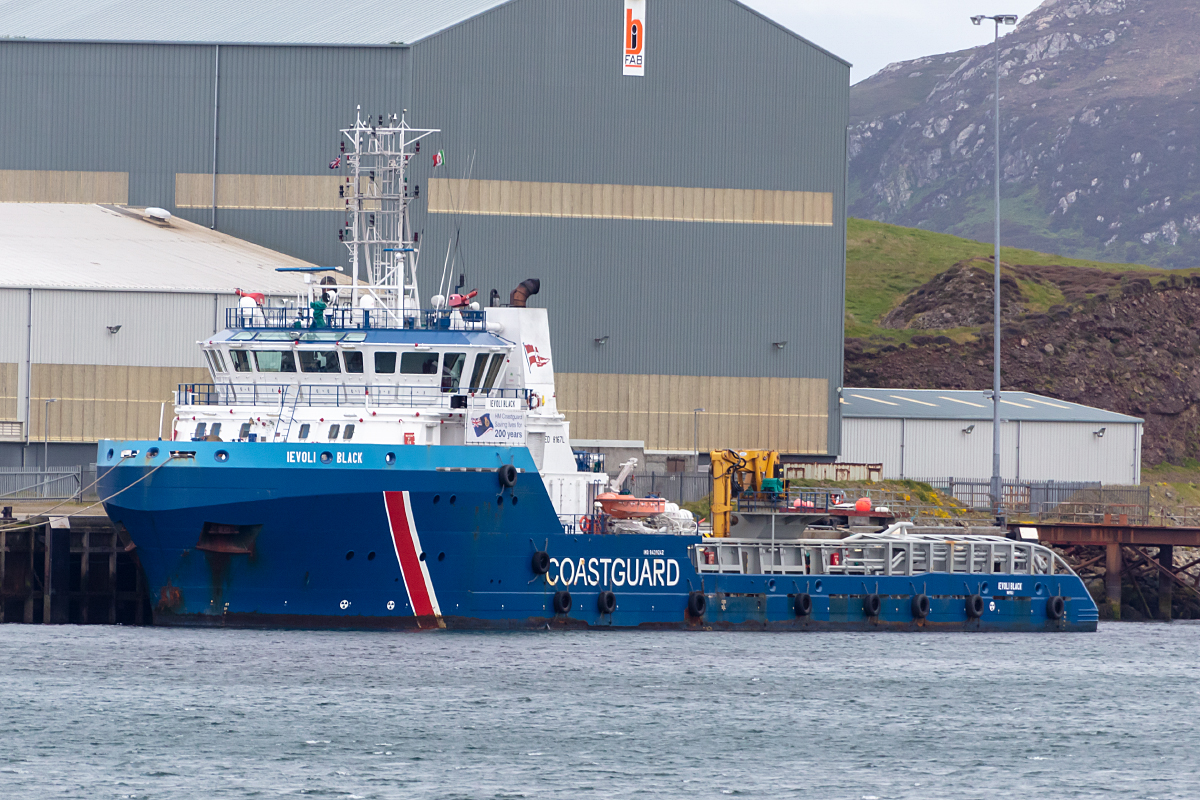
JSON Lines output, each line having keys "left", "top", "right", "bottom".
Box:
{"left": 0, "top": 0, "right": 850, "bottom": 459}
{"left": 838, "top": 388, "right": 1143, "bottom": 486}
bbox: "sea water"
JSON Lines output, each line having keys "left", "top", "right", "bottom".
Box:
{"left": 2, "top": 623, "right": 1199, "bottom": 799}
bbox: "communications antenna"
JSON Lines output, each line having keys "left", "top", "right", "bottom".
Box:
{"left": 337, "top": 106, "right": 438, "bottom": 325}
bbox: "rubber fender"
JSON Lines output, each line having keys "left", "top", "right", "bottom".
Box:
{"left": 911, "top": 593, "right": 930, "bottom": 619}
{"left": 687, "top": 591, "right": 707, "bottom": 618}
{"left": 597, "top": 590, "right": 616, "bottom": 615}
{"left": 966, "top": 594, "right": 985, "bottom": 618}
{"left": 530, "top": 551, "right": 550, "bottom": 575}
{"left": 1046, "top": 595, "right": 1065, "bottom": 620}
{"left": 794, "top": 593, "right": 812, "bottom": 617}
{"left": 497, "top": 464, "right": 518, "bottom": 488}
{"left": 862, "top": 593, "right": 882, "bottom": 617}
{"left": 552, "top": 590, "right": 572, "bottom": 615}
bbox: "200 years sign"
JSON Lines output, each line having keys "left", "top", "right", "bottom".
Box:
{"left": 467, "top": 397, "right": 526, "bottom": 446}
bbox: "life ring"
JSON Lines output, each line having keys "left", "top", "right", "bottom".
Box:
{"left": 530, "top": 551, "right": 550, "bottom": 575}
{"left": 597, "top": 590, "right": 616, "bottom": 614}
{"left": 1046, "top": 595, "right": 1065, "bottom": 620}
{"left": 687, "top": 591, "right": 707, "bottom": 618}
{"left": 862, "top": 593, "right": 882, "bottom": 618}
{"left": 966, "top": 593, "right": 985, "bottom": 618}
{"left": 579, "top": 516, "right": 592, "bottom": 533}
{"left": 552, "top": 590, "right": 572, "bottom": 615}
{"left": 528, "top": 392, "right": 541, "bottom": 410}
{"left": 911, "top": 593, "right": 930, "bottom": 619}
{"left": 794, "top": 593, "right": 812, "bottom": 617}
{"left": 497, "top": 464, "right": 518, "bottom": 487}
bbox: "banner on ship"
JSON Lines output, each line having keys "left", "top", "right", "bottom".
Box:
{"left": 623, "top": 0, "right": 645, "bottom": 77}
{"left": 467, "top": 397, "right": 526, "bottom": 446}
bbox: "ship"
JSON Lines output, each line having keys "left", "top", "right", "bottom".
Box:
{"left": 96, "top": 111, "right": 1099, "bottom": 632}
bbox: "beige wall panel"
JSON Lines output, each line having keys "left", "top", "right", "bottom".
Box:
{"left": 30, "top": 364, "right": 208, "bottom": 442}
{"left": 176, "top": 173, "right": 341, "bottom": 211}
{"left": 426, "top": 178, "right": 833, "bottom": 226}
{"left": 0, "top": 170, "right": 128, "bottom": 204}
{"left": 0, "top": 362, "right": 17, "bottom": 420}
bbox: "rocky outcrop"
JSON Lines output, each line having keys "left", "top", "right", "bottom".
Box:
{"left": 846, "top": 274, "right": 1200, "bottom": 466}
{"left": 849, "top": 0, "right": 1200, "bottom": 268}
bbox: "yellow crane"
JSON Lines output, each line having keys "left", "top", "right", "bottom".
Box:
{"left": 709, "top": 449, "right": 779, "bottom": 537}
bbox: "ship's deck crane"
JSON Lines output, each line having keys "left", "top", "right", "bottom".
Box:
{"left": 709, "top": 449, "right": 780, "bottom": 537}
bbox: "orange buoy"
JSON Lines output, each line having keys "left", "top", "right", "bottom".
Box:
{"left": 854, "top": 497, "right": 872, "bottom": 513}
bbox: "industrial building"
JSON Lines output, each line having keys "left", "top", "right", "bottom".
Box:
{"left": 0, "top": 0, "right": 851, "bottom": 458}
{"left": 839, "top": 388, "right": 1143, "bottom": 486}
{"left": 0, "top": 203, "right": 311, "bottom": 467}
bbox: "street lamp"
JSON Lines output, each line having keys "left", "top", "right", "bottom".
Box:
{"left": 43, "top": 397, "right": 58, "bottom": 473}
{"left": 693, "top": 408, "right": 705, "bottom": 466}
{"left": 972, "top": 12, "right": 1017, "bottom": 518}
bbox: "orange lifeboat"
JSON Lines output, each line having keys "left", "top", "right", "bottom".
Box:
{"left": 595, "top": 492, "right": 667, "bottom": 519}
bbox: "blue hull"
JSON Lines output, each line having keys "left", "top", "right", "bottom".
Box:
{"left": 98, "top": 441, "right": 1099, "bottom": 631}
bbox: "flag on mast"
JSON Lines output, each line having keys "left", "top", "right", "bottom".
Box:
{"left": 432, "top": 150, "right": 445, "bottom": 167}
{"left": 328, "top": 156, "right": 341, "bottom": 169}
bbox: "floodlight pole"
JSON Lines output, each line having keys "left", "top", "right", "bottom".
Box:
{"left": 973, "top": 13, "right": 1017, "bottom": 518}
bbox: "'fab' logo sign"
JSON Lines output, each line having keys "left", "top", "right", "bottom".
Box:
{"left": 623, "top": 0, "right": 645, "bottom": 77}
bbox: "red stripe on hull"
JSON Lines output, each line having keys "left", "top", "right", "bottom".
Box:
{"left": 383, "top": 490, "right": 438, "bottom": 620}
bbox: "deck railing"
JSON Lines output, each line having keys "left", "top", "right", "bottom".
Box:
{"left": 178, "top": 383, "right": 529, "bottom": 409}
{"left": 226, "top": 307, "right": 488, "bottom": 331}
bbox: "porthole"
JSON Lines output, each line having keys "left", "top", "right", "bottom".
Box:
{"left": 367, "top": 551, "right": 376, "bottom": 561}
{"left": 384, "top": 452, "right": 396, "bottom": 465}
{"left": 437, "top": 552, "right": 445, "bottom": 562}
{"left": 418, "top": 552, "right": 426, "bottom": 562}
{"left": 320, "top": 451, "right": 333, "bottom": 464}
{"left": 980, "top": 582, "right": 990, "bottom": 595}
{"left": 449, "top": 495, "right": 456, "bottom": 505}
{"left": 345, "top": 551, "right": 355, "bottom": 560}
{"left": 147, "top": 447, "right": 160, "bottom": 458}
{"left": 214, "top": 450, "right": 229, "bottom": 463}
{"left": 814, "top": 580, "right": 824, "bottom": 593}
{"left": 433, "top": 494, "right": 441, "bottom": 504}
{"left": 511, "top": 495, "right": 519, "bottom": 506}
{"left": 496, "top": 495, "right": 504, "bottom": 506}
{"left": 768, "top": 578, "right": 777, "bottom": 592}
{"left": 1034, "top": 582, "right": 1045, "bottom": 596}
{"left": 107, "top": 448, "right": 114, "bottom": 460}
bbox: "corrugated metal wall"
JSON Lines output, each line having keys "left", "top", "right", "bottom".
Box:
{"left": 0, "top": 0, "right": 849, "bottom": 453}
{"left": 841, "top": 417, "right": 1141, "bottom": 485}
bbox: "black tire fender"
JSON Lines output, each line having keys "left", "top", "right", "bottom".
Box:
{"left": 687, "top": 591, "right": 707, "bottom": 618}
{"left": 863, "top": 593, "right": 882, "bottom": 617}
{"left": 1046, "top": 595, "right": 1065, "bottom": 620}
{"left": 497, "top": 464, "right": 518, "bottom": 488}
{"left": 911, "top": 593, "right": 930, "bottom": 619}
{"left": 966, "top": 594, "right": 985, "bottom": 618}
{"left": 530, "top": 551, "right": 550, "bottom": 575}
{"left": 794, "top": 593, "right": 812, "bottom": 617}
{"left": 597, "top": 590, "right": 616, "bottom": 615}
{"left": 552, "top": 590, "right": 572, "bottom": 615}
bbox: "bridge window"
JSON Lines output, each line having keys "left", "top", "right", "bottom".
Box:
{"left": 468, "top": 354, "right": 488, "bottom": 389}
{"left": 209, "top": 423, "right": 222, "bottom": 440}
{"left": 193, "top": 423, "right": 206, "bottom": 440}
{"left": 401, "top": 352, "right": 439, "bottom": 375}
{"left": 343, "top": 351, "right": 364, "bottom": 373}
{"left": 230, "top": 350, "right": 252, "bottom": 373}
{"left": 343, "top": 424, "right": 355, "bottom": 440}
{"left": 213, "top": 350, "right": 227, "bottom": 372}
{"left": 299, "top": 351, "right": 341, "bottom": 373}
{"left": 328, "top": 424, "right": 341, "bottom": 440}
{"left": 441, "top": 352, "right": 466, "bottom": 392}
{"left": 253, "top": 350, "right": 297, "bottom": 373}
{"left": 239, "top": 423, "right": 251, "bottom": 439}
{"left": 482, "top": 354, "right": 506, "bottom": 389}
{"left": 375, "top": 351, "right": 396, "bottom": 374}
{"left": 298, "top": 423, "right": 310, "bottom": 440}
{"left": 204, "top": 350, "right": 225, "bottom": 374}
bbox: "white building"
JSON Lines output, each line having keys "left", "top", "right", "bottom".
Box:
{"left": 839, "top": 388, "right": 1142, "bottom": 485}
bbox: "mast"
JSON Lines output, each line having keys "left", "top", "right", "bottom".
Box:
{"left": 338, "top": 107, "right": 439, "bottom": 326}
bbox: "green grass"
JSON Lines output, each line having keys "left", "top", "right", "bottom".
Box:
{"left": 845, "top": 218, "right": 1161, "bottom": 339}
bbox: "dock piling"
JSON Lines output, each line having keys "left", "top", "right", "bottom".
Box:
{"left": 1105, "top": 542, "right": 1122, "bottom": 620}
{"left": 1159, "top": 545, "right": 1174, "bottom": 622}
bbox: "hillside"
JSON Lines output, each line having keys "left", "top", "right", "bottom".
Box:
{"left": 848, "top": 0, "right": 1200, "bottom": 269}
{"left": 845, "top": 218, "right": 1200, "bottom": 467}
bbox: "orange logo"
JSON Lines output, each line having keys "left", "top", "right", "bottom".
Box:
{"left": 625, "top": 8, "right": 643, "bottom": 56}
{"left": 623, "top": 1, "right": 645, "bottom": 75}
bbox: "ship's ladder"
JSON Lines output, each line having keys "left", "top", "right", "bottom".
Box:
{"left": 275, "top": 386, "right": 302, "bottom": 442}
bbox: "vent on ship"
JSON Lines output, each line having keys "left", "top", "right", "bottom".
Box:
{"left": 196, "top": 522, "right": 262, "bottom": 555}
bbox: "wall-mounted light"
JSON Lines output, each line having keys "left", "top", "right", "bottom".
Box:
{"left": 1094, "top": 427, "right": 1106, "bottom": 438}
{"left": 772, "top": 341, "right": 787, "bottom": 350}
{"left": 106, "top": 325, "right": 122, "bottom": 334}
{"left": 962, "top": 424, "right": 975, "bottom": 434}
{"left": 594, "top": 336, "right": 609, "bottom": 346}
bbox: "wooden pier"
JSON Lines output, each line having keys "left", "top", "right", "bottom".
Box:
{"left": 0, "top": 508, "right": 151, "bottom": 625}
{"left": 1013, "top": 520, "right": 1200, "bottom": 621}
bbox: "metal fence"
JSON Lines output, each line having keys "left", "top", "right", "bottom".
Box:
{"left": 907, "top": 478, "right": 1150, "bottom": 520}
{"left": 0, "top": 467, "right": 83, "bottom": 501}
{"left": 630, "top": 472, "right": 711, "bottom": 506}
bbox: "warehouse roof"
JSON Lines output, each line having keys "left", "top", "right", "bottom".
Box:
{"left": 841, "top": 388, "right": 1142, "bottom": 424}
{"left": 0, "top": 0, "right": 510, "bottom": 46}
{"left": 0, "top": 204, "right": 320, "bottom": 293}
